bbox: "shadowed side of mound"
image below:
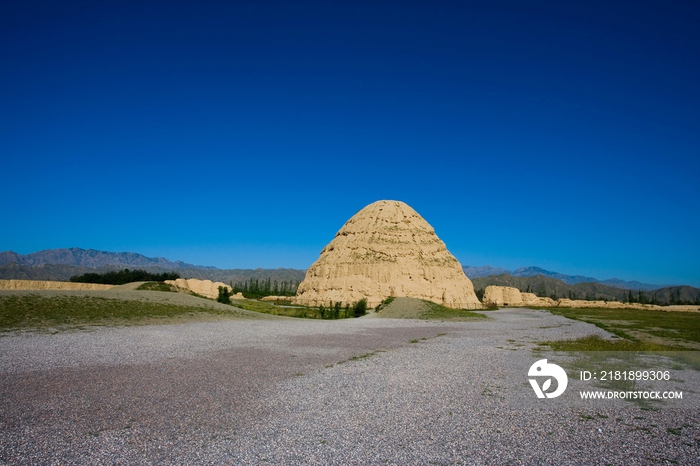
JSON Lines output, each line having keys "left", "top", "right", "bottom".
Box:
{"left": 375, "top": 297, "right": 487, "bottom": 321}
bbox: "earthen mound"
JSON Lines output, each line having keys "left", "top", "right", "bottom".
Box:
{"left": 293, "top": 200, "right": 482, "bottom": 309}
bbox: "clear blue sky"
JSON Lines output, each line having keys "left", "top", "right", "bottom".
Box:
{"left": 1, "top": 0, "right": 698, "bottom": 286}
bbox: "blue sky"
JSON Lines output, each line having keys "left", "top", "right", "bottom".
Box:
{"left": 1, "top": 0, "right": 698, "bottom": 286}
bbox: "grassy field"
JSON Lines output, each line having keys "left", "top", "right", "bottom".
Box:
{"left": 541, "top": 307, "right": 700, "bottom": 350}
{"left": 420, "top": 300, "right": 489, "bottom": 320}
{"left": 0, "top": 294, "right": 259, "bottom": 332}
{"left": 376, "top": 297, "right": 487, "bottom": 320}
{"left": 534, "top": 307, "right": 700, "bottom": 392}
{"left": 229, "top": 299, "right": 327, "bottom": 319}
{"left": 1, "top": 288, "right": 459, "bottom": 331}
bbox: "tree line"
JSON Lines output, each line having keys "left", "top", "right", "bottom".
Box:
{"left": 216, "top": 286, "right": 367, "bottom": 319}
{"left": 230, "top": 278, "right": 299, "bottom": 299}
{"left": 70, "top": 269, "right": 180, "bottom": 285}
{"left": 318, "top": 299, "right": 367, "bottom": 319}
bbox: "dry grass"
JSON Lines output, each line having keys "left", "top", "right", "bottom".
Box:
{"left": 0, "top": 293, "right": 265, "bottom": 332}
{"left": 377, "top": 297, "right": 487, "bottom": 321}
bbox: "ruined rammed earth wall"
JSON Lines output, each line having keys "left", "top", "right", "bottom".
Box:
{"left": 0, "top": 279, "right": 115, "bottom": 290}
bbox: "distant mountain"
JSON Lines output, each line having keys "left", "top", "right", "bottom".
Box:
{"left": 597, "top": 278, "right": 669, "bottom": 291}
{"left": 510, "top": 266, "right": 601, "bottom": 285}
{"left": 0, "top": 262, "right": 307, "bottom": 284}
{"left": 0, "top": 248, "right": 306, "bottom": 284}
{"left": 0, "top": 262, "right": 104, "bottom": 281}
{"left": 461, "top": 265, "right": 510, "bottom": 278}
{"left": 0, "top": 249, "right": 671, "bottom": 292}
{"left": 462, "top": 265, "right": 666, "bottom": 290}
{"left": 0, "top": 248, "right": 204, "bottom": 270}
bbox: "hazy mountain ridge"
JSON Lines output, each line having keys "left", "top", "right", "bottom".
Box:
{"left": 0, "top": 249, "right": 306, "bottom": 285}
{"left": 463, "top": 265, "right": 667, "bottom": 290}
{"left": 0, "top": 249, "right": 680, "bottom": 292}
{"left": 0, "top": 248, "right": 206, "bottom": 270}
{"left": 0, "top": 262, "right": 306, "bottom": 285}
{"left": 461, "top": 265, "right": 510, "bottom": 278}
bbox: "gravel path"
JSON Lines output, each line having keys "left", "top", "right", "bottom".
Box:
{"left": 1, "top": 308, "right": 698, "bottom": 465}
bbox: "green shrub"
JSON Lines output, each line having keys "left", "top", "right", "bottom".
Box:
{"left": 217, "top": 286, "right": 231, "bottom": 304}
{"left": 353, "top": 298, "right": 368, "bottom": 317}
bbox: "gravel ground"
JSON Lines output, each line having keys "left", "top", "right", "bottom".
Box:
{"left": 1, "top": 308, "right": 698, "bottom": 465}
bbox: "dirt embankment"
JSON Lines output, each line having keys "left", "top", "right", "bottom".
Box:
{"left": 0, "top": 279, "right": 115, "bottom": 291}
{"left": 483, "top": 285, "right": 700, "bottom": 312}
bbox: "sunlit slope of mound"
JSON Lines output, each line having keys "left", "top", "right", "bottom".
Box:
{"left": 294, "top": 200, "right": 482, "bottom": 309}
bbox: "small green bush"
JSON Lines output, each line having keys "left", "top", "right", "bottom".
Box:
{"left": 353, "top": 298, "right": 368, "bottom": 317}
{"left": 217, "top": 286, "right": 231, "bottom": 304}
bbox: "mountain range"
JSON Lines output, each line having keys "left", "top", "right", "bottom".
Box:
{"left": 0, "top": 248, "right": 206, "bottom": 270}
{"left": 462, "top": 265, "right": 667, "bottom": 290}
{"left": 0, "top": 248, "right": 676, "bottom": 291}
{"left": 0, "top": 248, "right": 305, "bottom": 285}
